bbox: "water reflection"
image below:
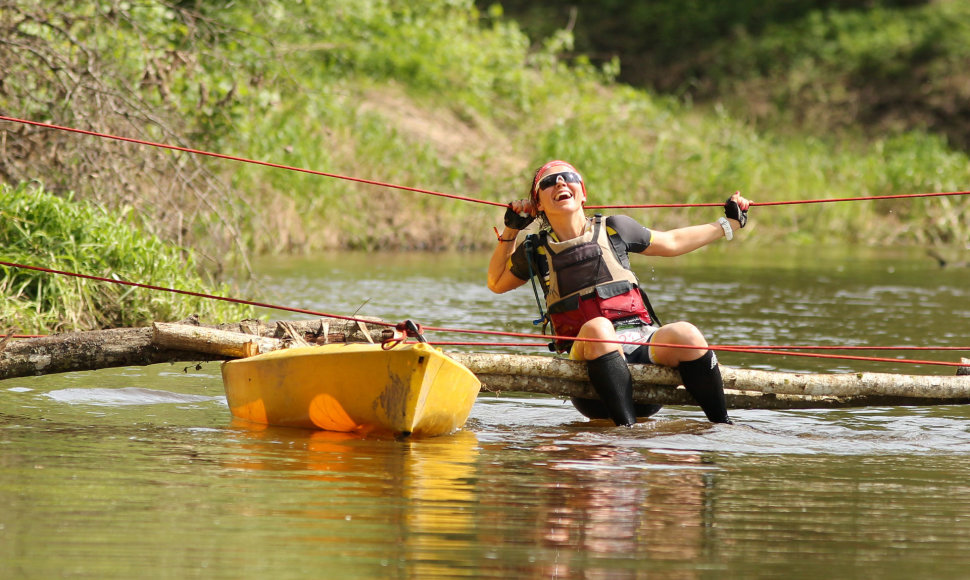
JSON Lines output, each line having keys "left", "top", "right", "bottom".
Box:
{"left": 222, "top": 420, "right": 481, "bottom": 577}
{"left": 2, "top": 247, "right": 970, "bottom": 578}
{"left": 536, "top": 446, "right": 712, "bottom": 578}
{"left": 468, "top": 434, "right": 721, "bottom": 578}
{"left": 218, "top": 417, "right": 723, "bottom": 578}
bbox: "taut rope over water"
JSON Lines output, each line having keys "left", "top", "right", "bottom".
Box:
{"left": 3, "top": 115, "right": 969, "bottom": 369}
{"left": 2, "top": 260, "right": 969, "bottom": 368}
{"left": 3, "top": 115, "right": 968, "bottom": 209}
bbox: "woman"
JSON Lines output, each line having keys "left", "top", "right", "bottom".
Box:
{"left": 487, "top": 160, "right": 751, "bottom": 426}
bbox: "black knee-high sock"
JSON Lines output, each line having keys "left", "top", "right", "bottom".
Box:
{"left": 678, "top": 350, "right": 732, "bottom": 424}
{"left": 586, "top": 350, "right": 636, "bottom": 426}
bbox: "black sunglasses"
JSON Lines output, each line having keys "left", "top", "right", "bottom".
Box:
{"left": 537, "top": 171, "right": 582, "bottom": 191}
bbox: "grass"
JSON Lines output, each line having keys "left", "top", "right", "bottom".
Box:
{"left": 218, "top": 1, "right": 970, "bottom": 250}
{"left": 0, "top": 182, "right": 252, "bottom": 334}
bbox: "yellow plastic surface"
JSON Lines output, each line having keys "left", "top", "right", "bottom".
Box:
{"left": 221, "top": 342, "right": 480, "bottom": 437}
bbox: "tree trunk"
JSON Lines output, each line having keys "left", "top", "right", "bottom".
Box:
{"left": 152, "top": 322, "right": 285, "bottom": 358}
{"left": 448, "top": 352, "right": 970, "bottom": 401}
{"left": 3, "top": 321, "right": 968, "bottom": 411}
{"left": 0, "top": 327, "right": 204, "bottom": 380}
{"left": 0, "top": 317, "right": 391, "bottom": 380}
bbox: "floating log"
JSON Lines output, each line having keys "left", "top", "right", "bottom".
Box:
{"left": 2, "top": 321, "right": 967, "bottom": 410}
{"left": 152, "top": 322, "right": 284, "bottom": 358}
{"left": 450, "top": 353, "right": 970, "bottom": 409}
{"left": 0, "top": 327, "right": 182, "bottom": 379}
{"left": 175, "top": 315, "right": 394, "bottom": 344}
{"left": 0, "top": 317, "right": 390, "bottom": 380}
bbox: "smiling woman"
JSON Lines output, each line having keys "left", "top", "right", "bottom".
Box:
{"left": 488, "top": 160, "right": 751, "bottom": 426}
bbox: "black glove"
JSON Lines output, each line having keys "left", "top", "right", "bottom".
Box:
{"left": 504, "top": 204, "right": 535, "bottom": 230}
{"left": 724, "top": 197, "right": 747, "bottom": 228}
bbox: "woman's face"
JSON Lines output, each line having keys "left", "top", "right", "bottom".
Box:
{"left": 534, "top": 164, "right": 585, "bottom": 216}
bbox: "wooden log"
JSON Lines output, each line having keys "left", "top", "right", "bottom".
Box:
{"left": 474, "top": 372, "right": 684, "bottom": 403}
{"left": 448, "top": 352, "right": 970, "bottom": 405}
{"left": 0, "top": 327, "right": 213, "bottom": 380}
{"left": 4, "top": 320, "right": 968, "bottom": 410}
{"left": 152, "top": 322, "right": 285, "bottom": 358}
{"left": 175, "top": 315, "right": 395, "bottom": 343}
{"left": 473, "top": 372, "right": 966, "bottom": 409}
{"left": 720, "top": 366, "right": 970, "bottom": 399}
{"left": 0, "top": 317, "right": 390, "bottom": 380}
{"left": 450, "top": 352, "right": 681, "bottom": 384}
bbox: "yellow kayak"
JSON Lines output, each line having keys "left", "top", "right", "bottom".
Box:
{"left": 221, "top": 342, "right": 480, "bottom": 437}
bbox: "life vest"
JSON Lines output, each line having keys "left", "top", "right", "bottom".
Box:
{"left": 525, "top": 216, "right": 658, "bottom": 351}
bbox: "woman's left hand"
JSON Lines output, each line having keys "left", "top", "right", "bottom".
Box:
{"left": 724, "top": 191, "right": 752, "bottom": 228}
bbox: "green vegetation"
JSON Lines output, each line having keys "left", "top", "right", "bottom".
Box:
{"left": 0, "top": 182, "right": 252, "bottom": 333}
{"left": 1, "top": 0, "right": 969, "bottom": 330}
{"left": 687, "top": 2, "right": 970, "bottom": 147}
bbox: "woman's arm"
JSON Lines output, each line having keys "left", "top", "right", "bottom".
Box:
{"left": 487, "top": 200, "right": 533, "bottom": 293}
{"left": 643, "top": 191, "right": 750, "bottom": 257}
{"left": 487, "top": 227, "right": 529, "bottom": 293}
{"left": 644, "top": 222, "right": 729, "bottom": 257}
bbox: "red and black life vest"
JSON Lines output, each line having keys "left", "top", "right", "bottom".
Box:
{"left": 525, "top": 216, "right": 659, "bottom": 351}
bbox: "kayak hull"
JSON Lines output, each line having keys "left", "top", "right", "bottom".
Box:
{"left": 221, "top": 342, "right": 480, "bottom": 437}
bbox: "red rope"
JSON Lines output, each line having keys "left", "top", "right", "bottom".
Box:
{"left": 4, "top": 259, "right": 968, "bottom": 367}
{"left": 3, "top": 116, "right": 969, "bottom": 368}
{"left": 0, "top": 115, "right": 506, "bottom": 208}
{"left": 416, "top": 323, "right": 970, "bottom": 367}
{"left": 422, "top": 341, "right": 970, "bottom": 367}
{"left": 709, "top": 346, "right": 969, "bottom": 367}
{"left": 0, "top": 259, "right": 394, "bottom": 329}
{"left": 3, "top": 115, "right": 968, "bottom": 210}
{"left": 587, "top": 189, "right": 970, "bottom": 209}
{"left": 426, "top": 340, "right": 970, "bottom": 352}
{"left": 698, "top": 344, "right": 970, "bottom": 352}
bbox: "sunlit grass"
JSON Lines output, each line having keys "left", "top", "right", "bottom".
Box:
{"left": 3, "top": 0, "right": 969, "bottom": 264}
{"left": 0, "top": 183, "right": 253, "bottom": 334}
{"left": 222, "top": 1, "right": 970, "bottom": 249}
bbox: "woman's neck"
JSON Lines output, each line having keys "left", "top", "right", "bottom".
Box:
{"left": 547, "top": 211, "right": 589, "bottom": 241}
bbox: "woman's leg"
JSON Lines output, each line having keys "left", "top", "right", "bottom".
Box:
{"left": 570, "top": 316, "right": 623, "bottom": 361}
{"left": 647, "top": 321, "right": 708, "bottom": 367}
{"left": 650, "top": 322, "right": 731, "bottom": 424}
{"left": 570, "top": 318, "right": 636, "bottom": 426}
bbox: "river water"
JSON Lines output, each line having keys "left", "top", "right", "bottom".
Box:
{"left": 2, "top": 245, "right": 970, "bottom": 579}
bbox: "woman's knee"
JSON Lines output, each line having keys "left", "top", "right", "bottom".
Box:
{"left": 580, "top": 317, "right": 615, "bottom": 338}
{"left": 659, "top": 321, "right": 707, "bottom": 348}
{"left": 651, "top": 321, "right": 708, "bottom": 366}
{"left": 575, "top": 317, "right": 621, "bottom": 359}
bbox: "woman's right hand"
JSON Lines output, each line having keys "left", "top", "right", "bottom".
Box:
{"left": 504, "top": 199, "right": 536, "bottom": 230}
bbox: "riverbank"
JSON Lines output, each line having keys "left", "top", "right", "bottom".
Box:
{"left": 3, "top": 1, "right": 970, "bottom": 337}
{"left": 2, "top": 1, "right": 969, "bottom": 261}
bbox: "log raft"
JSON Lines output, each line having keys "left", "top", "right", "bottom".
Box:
{"left": 449, "top": 352, "right": 970, "bottom": 409}
{"left": 2, "top": 319, "right": 968, "bottom": 410}
{"left": 0, "top": 317, "right": 391, "bottom": 379}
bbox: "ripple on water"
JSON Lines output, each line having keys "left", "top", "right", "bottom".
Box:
{"left": 467, "top": 396, "right": 970, "bottom": 457}
{"left": 45, "top": 387, "right": 222, "bottom": 406}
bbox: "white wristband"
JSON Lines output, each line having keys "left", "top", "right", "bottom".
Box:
{"left": 718, "top": 217, "right": 734, "bottom": 241}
